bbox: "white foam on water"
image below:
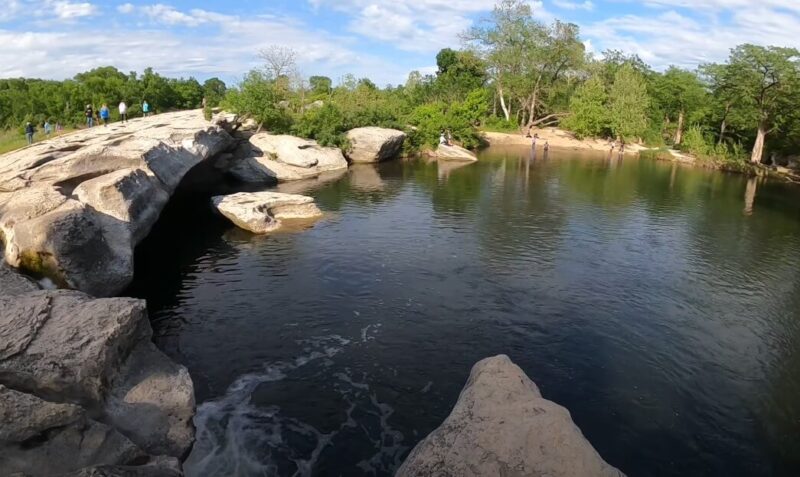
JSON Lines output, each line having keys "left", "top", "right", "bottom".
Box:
{"left": 185, "top": 330, "right": 407, "bottom": 477}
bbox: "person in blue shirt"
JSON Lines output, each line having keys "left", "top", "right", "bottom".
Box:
{"left": 25, "top": 122, "right": 35, "bottom": 145}
{"left": 142, "top": 100, "right": 150, "bottom": 117}
{"left": 44, "top": 120, "right": 52, "bottom": 136}
{"left": 100, "top": 103, "right": 110, "bottom": 126}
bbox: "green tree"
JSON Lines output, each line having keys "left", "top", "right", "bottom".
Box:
{"left": 223, "top": 70, "right": 292, "bottom": 132}
{"left": 651, "top": 67, "right": 708, "bottom": 144}
{"left": 203, "top": 77, "right": 227, "bottom": 107}
{"left": 608, "top": 64, "right": 650, "bottom": 142}
{"left": 563, "top": 76, "right": 608, "bottom": 138}
{"left": 309, "top": 76, "right": 332, "bottom": 96}
{"left": 722, "top": 44, "right": 800, "bottom": 163}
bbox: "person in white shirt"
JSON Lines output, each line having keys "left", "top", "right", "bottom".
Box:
{"left": 118, "top": 101, "right": 128, "bottom": 124}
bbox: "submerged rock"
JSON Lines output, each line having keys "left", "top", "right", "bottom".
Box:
{"left": 211, "top": 191, "right": 322, "bottom": 234}
{"left": 426, "top": 144, "right": 478, "bottom": 162}
{"left": 226, "top": 133, "right": 348, "bottom": 184}
{"left": 0, "top": 290, "right": 195, "bottom": 460}
{"left": 396, "top": 355, "right": 624, "bottom": 477}
{"left": 0, "top": 110, "right": 235, "bottom": 296}
{"left": 345, "top": 127, "right": 406, "bottom": 163}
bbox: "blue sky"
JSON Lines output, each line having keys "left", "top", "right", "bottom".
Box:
{"left": 1, "top": 0, "right": 799, "bottom": 86}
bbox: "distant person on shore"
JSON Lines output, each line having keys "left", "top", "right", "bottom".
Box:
{"left": 142, "top": 100, "right": 150, "bottom": 117}
{"left": 100, "top": 103, "right": 110, "bottom": 126}
{"left": 119, "top": 101, "right": 128, "bottom": 123}
{"left": 85, "top": 104, "right": 94, "bottom": 127}
{"left": 446, "top": 129, "right": 453, "bottom": 146}
{"left": 44, "top": 120, "right": 52, "bottom": 137}
{"left": 56, "top": 122, "right": 63, "bottom": 135}
{"left": 25, "top": 122, "right": 35, "bottom": 145}
{"left": 439, "top": 131, "right": 448, "bottom": 146}
{"left": 544, "top": 141, "right": 549, "bottom": 152}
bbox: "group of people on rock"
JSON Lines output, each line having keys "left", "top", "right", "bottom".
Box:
{"left": 84, "top": 100, "right": 149, "bottom": 128}
{"left": 527, "top": 131, "right": 549, "bottom": 152}
{"left": 23, "top": 100, "right": 153, "bottom": 147}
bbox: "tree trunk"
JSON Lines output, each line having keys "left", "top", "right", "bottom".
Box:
{"left": 525, "top": 75, "right": 542, "bottom": 128}
{"left": 718, "top": 103, "right": 730, "bottom": 146}
{"left": 750, "top": 120, "right": 767, "bottom": 164}
{"left": 498, "top": 83, "right": 510, "bottom": 121}
{"left": 675, "top": 109, "right": 685, "bottom": 145}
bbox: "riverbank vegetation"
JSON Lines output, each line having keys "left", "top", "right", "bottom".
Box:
{"left": 3, "top": 0, "right": 800, "bottom": 166}
{"left": 219, "top": 0, "right": 800, "bottom": 166}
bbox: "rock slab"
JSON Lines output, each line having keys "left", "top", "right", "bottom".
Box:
{"left": 211, "top": 191, "right": 322, "bottom": 234}
{"left": 426, "top": 144, "right": 478, "bottom": 162}
{"left": 345, "top": 127, "right": 406, "bottom": 163}
{"left": 396, "top": 355, "right": 625, "bottom": 477}
{"left": 0, "top": 110, "right": 234, "bottom": 296}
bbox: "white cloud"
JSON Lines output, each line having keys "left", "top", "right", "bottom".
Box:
{"left": 117, "top": 3, "right": 133, "bottom": 14}
{"left": 51, "top": 1, "right": 96, "bottom": 19}
{"left": 141, "top": 4, "right": 207, "bottom": 26}
{"left": 553, "top": 0, "right": 594, "bottom": 11}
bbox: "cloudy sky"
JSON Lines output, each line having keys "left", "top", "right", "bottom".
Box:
{"left": 1, "top": 0, "right": 799, "bottom": 86}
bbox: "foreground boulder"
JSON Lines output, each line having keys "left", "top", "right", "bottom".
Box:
{"left": 0, "top": 110, "right": 234, "bottom": 296}
{"left": 345, "top": 127, "right": 406, "bottom": 163}
{"left": 212, "top": 191, "right": 322, "bottom": 234}
{"left": 226, "top": 133, "right": 348, "bottom": 183}
{"left": 0, "top": 385, "right": 148, "bottom": 476}
{"left": 396, "top": 355, "right": 624, "bottom": 477}
{"left": 0, "top": 290, "right": 195, "bottom": 460}
{"left": 0, "top": 260, "right": 39, "bottom": 296}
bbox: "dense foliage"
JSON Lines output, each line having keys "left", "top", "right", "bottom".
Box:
{"left": 0, "top": 66, "right": 226, "bottom": 128}
{"left": 5, "top": 0, "right": 800, "bottom": 165}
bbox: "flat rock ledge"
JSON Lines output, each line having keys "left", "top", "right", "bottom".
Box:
{"left": 211, "top": 191, "right": 322, "bottom": 234}
{"left": 397, "top": 355, "right": 625, "bottom": 477}
{"left": 345, "top": 127, "right": 406, "bottom": 163}
{"left": 0, "top": 286, "right": 194, "bottom": 477}
{"left": 0, "top": 110, "right": 235, "bottom": 297}
{"left": 425, "top": 144, "right": 478, "bottom": 162}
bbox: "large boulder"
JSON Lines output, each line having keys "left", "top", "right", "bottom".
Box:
{"left": 345, "top": 127, "right": 406, "bottom": 163}
{"left": 226, "top": 133, "right": 348, "bottom": 184}
{"left": 74, "top": 168, "right": 170, "bottom": 245}
{"left": 7, "top": 200, "right": 133, "bottom": 296}
{"left": 426, "top": 144, "right": 478, "bottom": 162}
{"left": 0, "top": 290, "right": 195, "bottom": 459}
{"left": 396, "top": 355, "right": 624, "bottom": 477}
{"left": 0, "top": 385, "right": 147, "bottom": 476}
{"left": 0, "top": 110, "right": 235, "bottom": 296}
{"left": 211, "top": 191, "right": 322, "bottom": 234}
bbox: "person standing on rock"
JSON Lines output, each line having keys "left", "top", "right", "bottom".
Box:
{"left": 25, "top": 122, "right": 35, "bottom": 145}
{"left": 85, "top": 104, "right": 94, "bottom": 128}
{"left": 44, "top": 119, "right": 52, "bottom": 137}
{"left": 100, "top": 103, "right": 110, "bottom": 127}
{"left": 142, "top": 100, "right": 150, "bottom": 117}
{"left": 118, "top": 101, "right": 128, "bottom": 123}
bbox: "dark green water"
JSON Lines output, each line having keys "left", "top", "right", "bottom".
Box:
{"left": 131, "top": 147, "right": 800, "bottom": 476}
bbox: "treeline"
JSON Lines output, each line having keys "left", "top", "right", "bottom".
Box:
{"left": 0, "top": 67, "right": 227, "bottom": 129}
{"left": 223, "top": 0, "right": 800, "bottom": 164}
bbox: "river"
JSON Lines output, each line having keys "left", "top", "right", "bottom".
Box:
{"left": 129, "top": 146, "right": 800, "bottom": 476}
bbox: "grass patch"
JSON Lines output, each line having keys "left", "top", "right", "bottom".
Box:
{"left": 0, "top": 128, "right": 78, "bottom": 155}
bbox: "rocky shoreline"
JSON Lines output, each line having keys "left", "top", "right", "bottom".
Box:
{"left": 0, "top": 111, "right": 621, "bottom": 476}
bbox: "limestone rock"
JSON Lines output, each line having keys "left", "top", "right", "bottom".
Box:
{"left": 0, "top": 385, "right": 146, "bottom": 476}
{"left": 211, "top": 191, "right": 322, "bottom": 234}
{"left": 56, "top": 458, "right": 183, "bottom": 477}
{"left": 396, "top": 355, "right": 625, "bottom": 477}
{"left": 0, "top": 261, "right": 39, "bottom": 296}
{"left": 74, "top": 168, "right": 170, "bottom": 245}
{"left": 0, "top": 110, "right": 235, "bottom": 295}
{"left": 104, "top": 341, "right": 196, "bottom": 459}
{"left": 250, "top": 133, "right": 348, "bottom": 172}
{"left": 0, "top": 290, "right": 195, "bottom": 459}
{"left": 7, "top": 200, "right": 133, "bottom": 296}
{"left": 345, "top": 127, "right": 406, "bottom": 163}
{"left": 426, "top": 144, "right": 478, "bottom": 162}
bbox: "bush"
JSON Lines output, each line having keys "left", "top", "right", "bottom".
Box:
{"left": 291, "top": 103, "right": 349, "bottom": 149}
{"left": 680, "top": 125, "right": 710, "bottom": 157}
{"left": 222, "top": 70, "right": 292, "bottom": 133}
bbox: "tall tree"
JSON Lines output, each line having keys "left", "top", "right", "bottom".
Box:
{"left": 563, "top": 76, "right": 608, "bottom": 138}
{"left": 651, "top": 67, "right": 708, "bottom": 144}
{"left": 608, "top": 64, "right": 649, "bottom": 142}
{"left": 722, "top": 45, "right": 800, "bottom": 163}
